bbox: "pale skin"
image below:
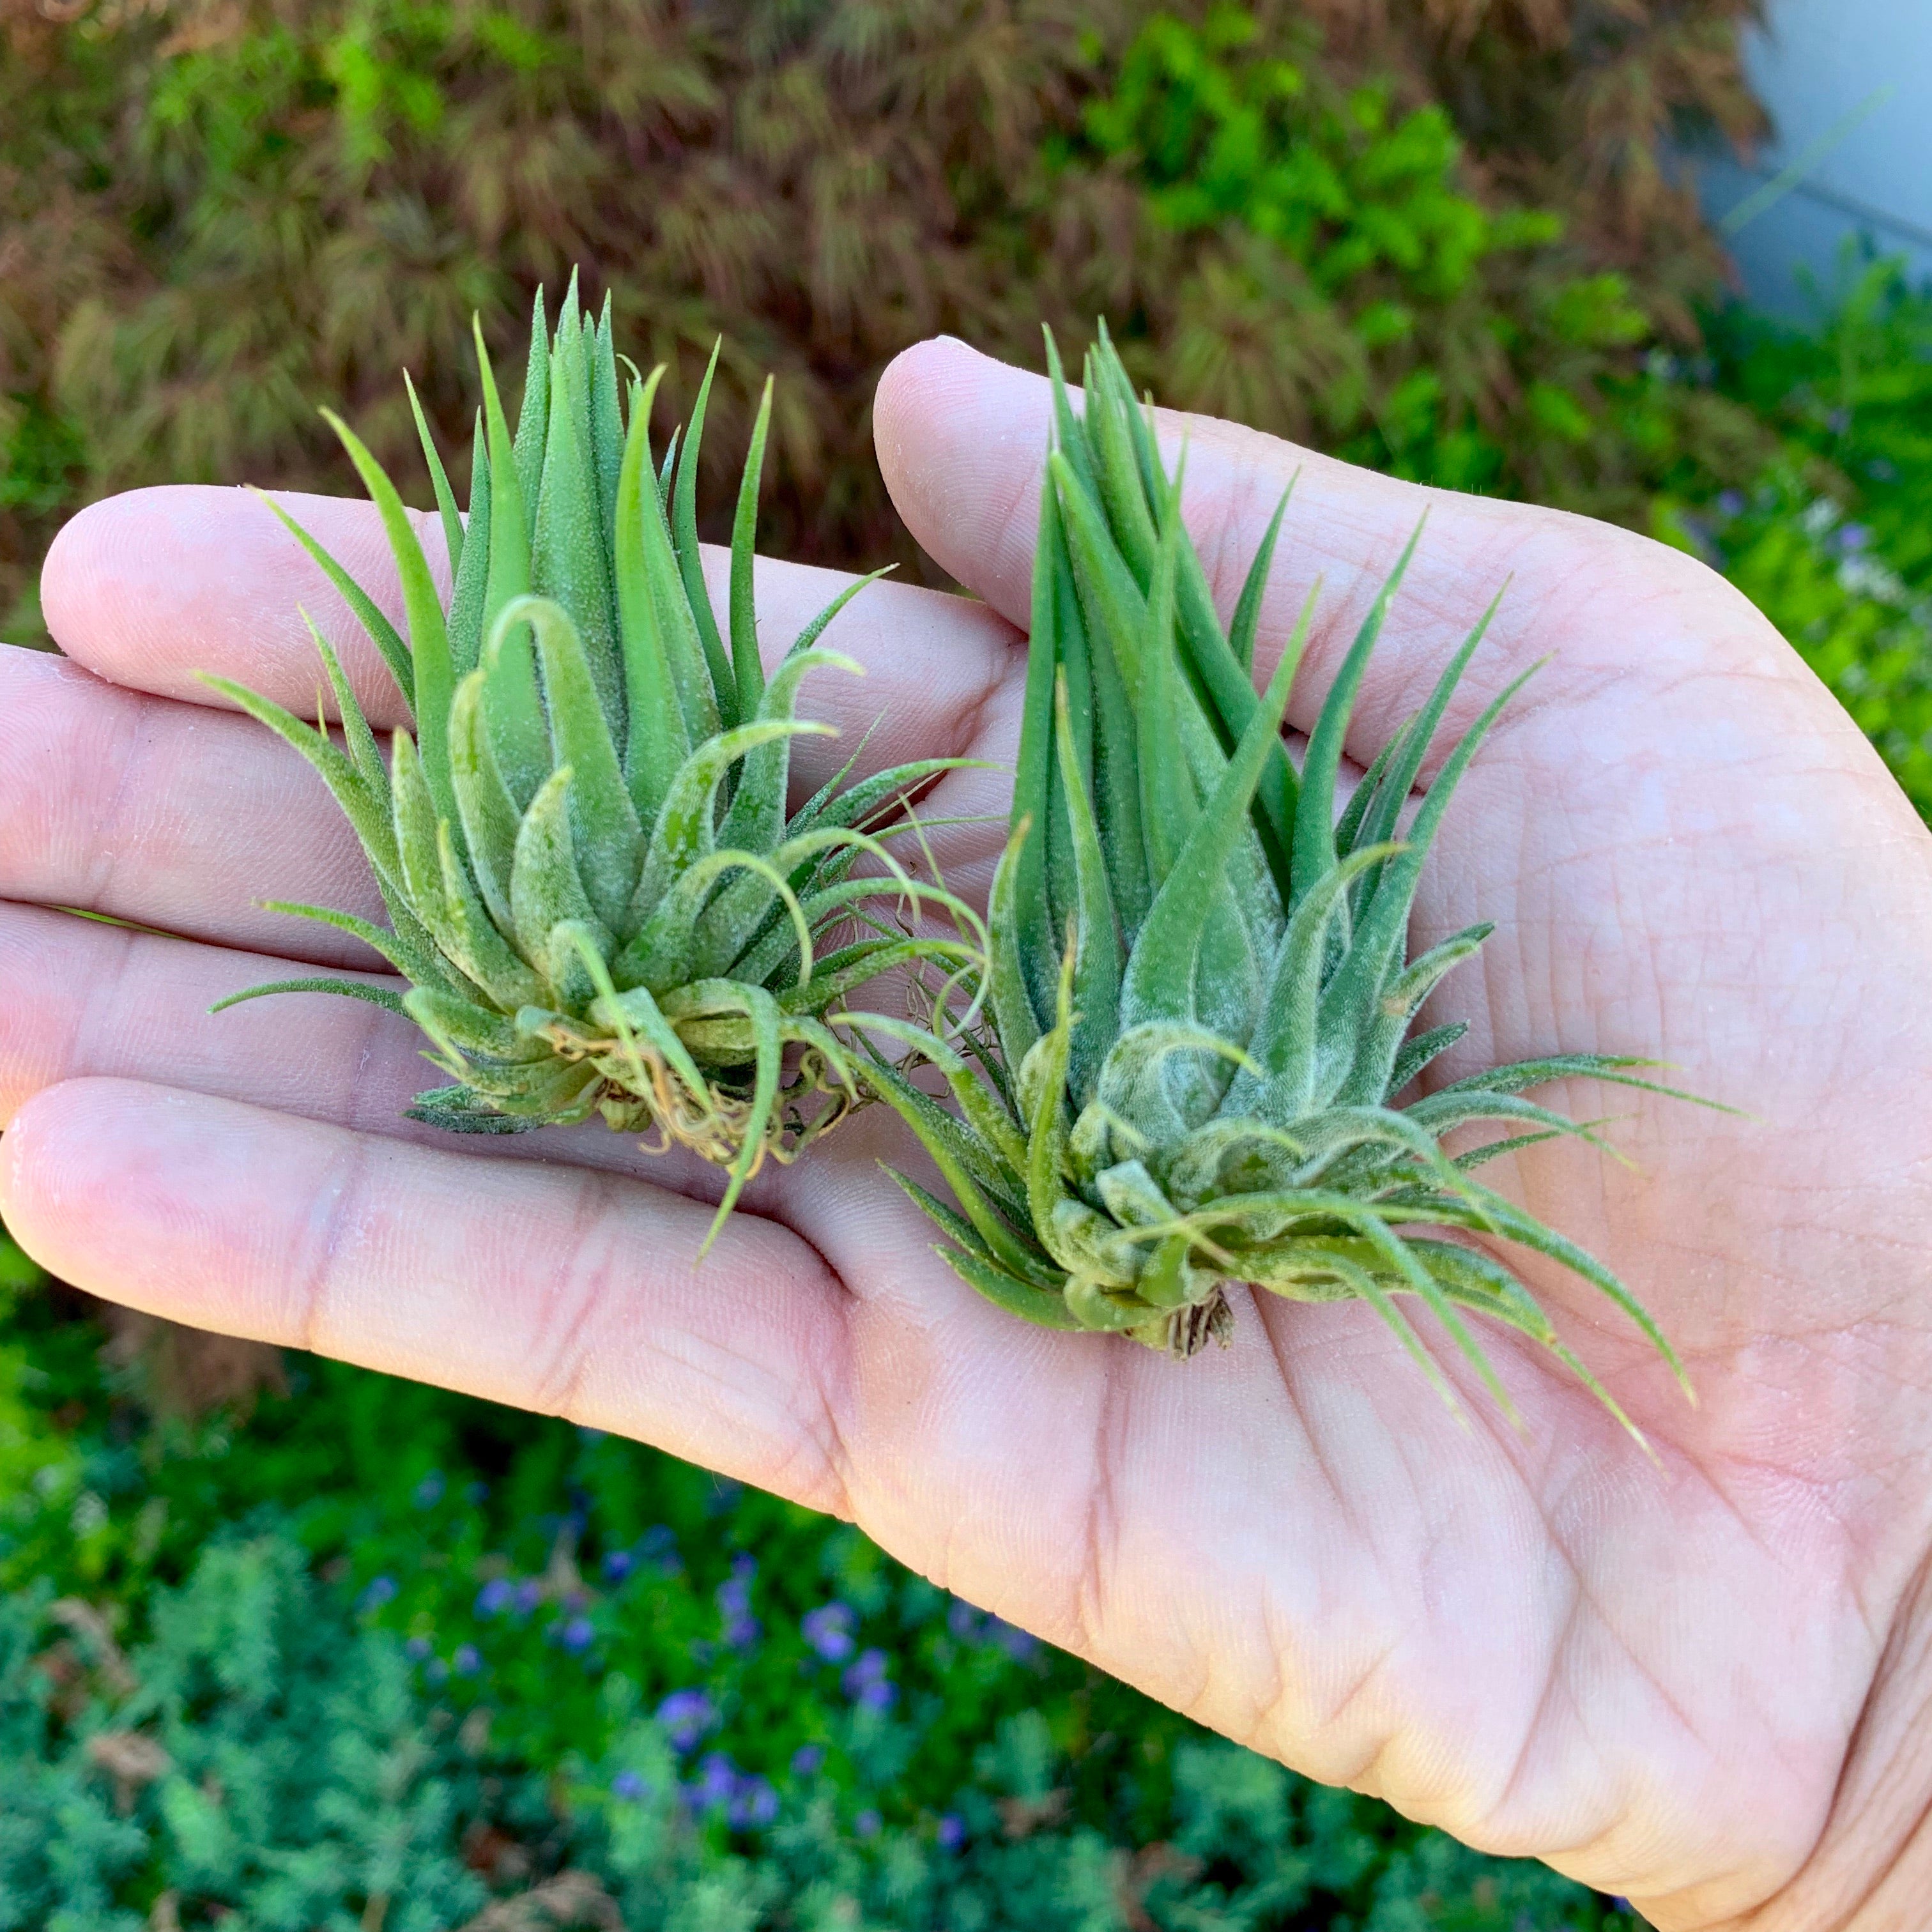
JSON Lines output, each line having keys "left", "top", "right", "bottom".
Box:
{"left": 3, "top": 337, "right": 1930, "bottom": 1929}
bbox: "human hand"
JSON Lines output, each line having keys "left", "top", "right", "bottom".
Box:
{"left": 5, "top": 337, "right": 1932, "bottom": 1929}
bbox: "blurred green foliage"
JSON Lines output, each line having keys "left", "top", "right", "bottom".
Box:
{"left": 0, "top": 0, "right": 1767, "bottom": 641}
{"left": 1655, "top": 257, "right": 1932, "bottom": 817}
{"left": 1075, "top": 6, "right": 1765, "bottom": 507}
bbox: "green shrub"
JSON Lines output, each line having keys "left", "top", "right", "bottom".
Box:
{"left": 1073, "top": 6, "right": 1767, "bottom": 514}
{"left": 1662, "top": 259, "right": 1932, "bottom": 820}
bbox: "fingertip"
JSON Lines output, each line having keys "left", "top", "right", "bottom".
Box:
{"left": 35, "top": 485, "right": 424, "bottom": 726}
{"left": 875, "top": 337, "right": 1054, "bottom": 628}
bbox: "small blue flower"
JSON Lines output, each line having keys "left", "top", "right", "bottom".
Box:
{"left": 802, "top": 1603, "right": 856, "bottom": 1663}
{"left": 413, "top": 1471, "right": 445, "bottom": 1508}
{"left": 612, "top": 1769, "right": 651, "bottom": 1802}
{"left": 1837, "top": 522, "right": 1872, "bottom": 553}
{"left": 602, "top": 1549, "right": 635, "bottom": 1583}
{"left": 511, "top": 1579, "right": 543, "bottom": 1616}
{"left": 946, "top": 1597, "right": 982, "bottom": 1641}
{"left": 690, "top": 1750, "right": 739, "bottom": 1809}
{"left": 937, "top": 1813, "right": 967, "bottom": 1853}
{"left": 557, "top": 1614, "right": 595, "bottom": 1653}
{"left": 452, "top": 1643, "right": 482, "bottom": 1677}
{"left": 728, "top": 1776, "right": 779, "bottom": 1828}
{"left": 404, "top": 1635, "right": 433, "bottom": 1660}
{"left": 721, "top": 1614, "right": 761, "bottom": 1652}
{"left": 790, "top": 1743, "right": 826, "bottom": 1778}
{"left": 357, "top": 1576, "right": 398, "bottom": 1614}
{"left": 656, "top": 1689, "right": 717, "bottom": 1752}
{"left": 1715, "top": 489, "right": 1746, "bottom": 521}
{"left": 425, "top": 1656, "right": 450, "bottom": 1685}
{"left": 716, "top": 1574, "right": 753, "bottom": 1618}
{"left": 855, "top": 1807, "right": 881, "bottom": 1837}
{"left": 638, "top": 1525, "right": 678, "bottom": 1561}
{"left": 842, "top": 1648, "right": 894, "bottom": 1708}
{"left": 986, "top": 1618, "right": 1039, "bottom": 1662}
{"left": 473, "top": 1577, "right": 514, "bottom": 1618}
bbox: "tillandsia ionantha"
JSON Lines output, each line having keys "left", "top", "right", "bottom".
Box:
{"left": 211, "top": 273, "right": 981, "bottom": 1230}
{"left": 860, "top": 326, "right": 1698, "bottom": 1439}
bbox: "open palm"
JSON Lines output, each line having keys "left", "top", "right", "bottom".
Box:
{"left": 6, "top": 339, "right": 1932, "bottom": 1930}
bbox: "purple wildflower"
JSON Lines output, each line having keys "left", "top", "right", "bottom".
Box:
{"left": 691, "top": 1751, "right": 740, "bottom": 1808}
{"left": 721, "top": 1614, "right": 761, "bottom": 1651}
{"left": 413, "top": 1471, "right": 445, "bottom": 1508}
{"left": 613, "top": 1769, "right": 651, "bottom": 1802}
{"left": 656, "top": 1689, "right": 717, "bottom": 1752}
{"left": 946, "top": 1597, "right": 982, "bottom": 1641}
{"left": 986, "top": 1618, "right": 1039, "bottom": 1662}
{"left": 728, "top": 1776, "right": 779, "bottom": 1828}
{"left": 511, "top": 1579, "right": 543, "bottom": 1616}
{"left": 1837, "top": 522, "right": 1872, "bottom": 553}
{"left": 790, "top": 1744, "right": 826, "bottom": 1778}
{"left": 357, "top": 1576, "right": 398, "bottom": 1614}
{"left": 937, "top": 1813, "right": 967, "bottom": 1853}
{"left": 404, "top": 1635, "right": 433, "bottom": 1660}
{"left": 638, "top": 1525, "right": 678, "bottom": 1562}
{"left": 1715, "top": 489, "right": 1746, "bottom": 520}
{"left": 843, "top": 1648, "right": 894, "bottom": 1708}
{"left": 452, "top": 1643, "right": 482, "bottom": 1677}
{"left": 557, "top": 1614, "right": 595, "bottom": 1653}
{"left": 802, "top": 1603, "right": 856, "bottom": 1663}
{"left": 855, "top": 1807, "right": 881, "bottom": 1837}
{"left": 602, "top": 1549, "right": 635, "bottom": 1583}
{"left": 473, "top": 1578, "right": 514, "bottom": 1618}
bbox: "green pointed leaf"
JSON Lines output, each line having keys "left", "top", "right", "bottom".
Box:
{"left": 447, "top": 668, "right": 521, "bottom": 940}
{"left": 447, "top": 413, "right": 491, "bottom": 676}
{"left": 530, "top": 340, "right": 622, "bottom": 737}
{"left": 672, "top": 338, "right": 735, "bottom": 724}
{"left": 321, "top": 407, "right": 461, "bottom": 842}
{"left": 249, "top": 489, "right": 412, "bottom": 707}
{"left": 589, "top": 293, "right": 625, "bottom": 539}
{"left": 510, "top": 766, "right": 610, "bottom": 975}
{"left": 499, "top": 594, "right": 641, "bottom": 930}
{"left": 405, "top": 369, "right": 464, "bottom": 580}
{"left": 512, "top": 285, "right": 549, "bottom": 525}
{"left": 471, "top": 317, "right": 548, "bottom": 808}
{"left": 1117, "top": 619, "right": 1300, "bottom": 1032}
{"left": 1290, "top": 523, "right": 1423, "bottom": 912}
{"left": 1229, "top": 488, "right": 1291, "bottom": 676}
{"left": 730, "top": 376, "right": 774, "bottom": 719}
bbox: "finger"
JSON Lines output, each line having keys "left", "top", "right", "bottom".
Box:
{"left": 42, "top": 484, "right": 1022, "bottom": 795}
{"left": 1, "top": 633, "right": 1011, "bottom": 968}
{"left": 0, "top": 903, "right": 785, "bottom": 1209}
{"left": 872, "top": 336, "right": 1804, "bottom": 758}
{"left": 0, "top": 1078, "right": 858, "bottom": 1511}
{"left": 0, "top": 646, "right": 382, "bottom": 963}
